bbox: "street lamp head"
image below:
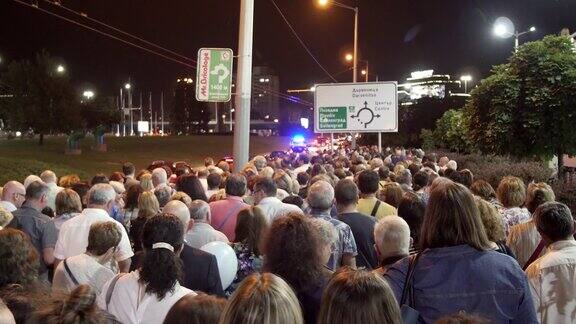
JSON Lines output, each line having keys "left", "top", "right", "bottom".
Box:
{"left": 529, "top": 26, "right": 536, "bottom": 32}
{"left": 56, "top": 65, "right": 65, "bottom": 73}
{"left": 345, "top": 53, "right": 353, "bottom": 62}
{"left": 460, "top": 75, "right": 472, "bottom": 82}
{"left": 361, "top": 70, "right": 367, "bottom": 75}
{"left": 493, "top": 17, "right": 515, "bottom": 38}
{"left": 317, "top": 0, "right": 330, "bottom": 7}
{"left": 493, "top": 24, "right": 508, "bottom": 37}
{"left": 82, "top": 90, "right": 95, "bottom": 99}
{"left": 124, "top": 83, "right": 131, "bottom": 90}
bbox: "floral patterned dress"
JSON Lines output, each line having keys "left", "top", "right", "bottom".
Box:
{"left": 225, "top": 241, "right": 263, "bottom": 296}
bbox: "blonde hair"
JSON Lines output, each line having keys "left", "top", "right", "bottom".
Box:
{"left": 140, "top": 174, "right": 154, "bottom": 192}
{"left": 219, "top": 273, "right": 304, "bottom": 324}
{"left": 171, "top": 191, "right": 192, "bottom": 207}
{"left": 496, "top": 176, "right": 526, "bottom": 208}
{"left": 55, "top": 189, "right": 82, "bottom": 215}
{"left": 474, "top": 196, "right": 506, "bottom": 242}
{"left": 0, "top": 206, "right": 13, "bottom": 229}
{"left": 138, "top": 191, "right": 160, "bottom": 219}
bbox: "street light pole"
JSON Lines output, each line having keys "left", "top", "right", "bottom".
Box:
{"left": 351, "top": 6, "right": 359, "bottom": 149}
{"left": 233, "top": 0, "right": 254, "bottom": 172}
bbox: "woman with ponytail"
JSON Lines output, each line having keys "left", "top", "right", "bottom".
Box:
{"left": 33, "top": 284, "right": 118, "bottom": 323}
{"left": 97, "top": 213, "right": 195, "bottom": 324}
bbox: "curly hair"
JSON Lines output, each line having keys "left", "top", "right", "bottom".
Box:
{"left": 32, "top": 285, "right": 119, "bottom": 323}
{"left": 139, "top": 213, "right": 184, "bottom": 300}
{"left": 474, "top": 196, "right": 506, "bottom": 242}
{"left": 263, "top": 212, "right": 325, "bottom": 292}
{"left": 0, "top": 229, "right": 39, "bottom": 289}
{"left": 526, "top": 182, "right": 555, "bottom": 214}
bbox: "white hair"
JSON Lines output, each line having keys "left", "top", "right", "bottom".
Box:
{"left": 87, "top": 183, "right": 117, "bottom": 206}
{"left": 189, "top": 199, "right": 211, "bottom": 222}
{"left": 446, "top": 160, "right": 458, "bottom": 171}
{"left": 109, "top": 181, "right": 125, "bottom": 194}
{"left": 252, "top": 155, "right": 267, "bottom": 171}
{"left": 23, "top": 175, "right": 43, "bottom": 189}
{"left": 40, "top": 170, "right": 57, "bottom": 184}
{"left": 307, "top": 180, "right": 334, "bottom": 211}
{"left": 152, "top": 168, "right": 168, "bottom": 187}
{"left": 374, "top": 216, "right": 411, "bottom": 258}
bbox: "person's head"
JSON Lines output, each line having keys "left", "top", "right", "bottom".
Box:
{"left": 282, "top": 195, "right": 304, "bottom": 209}
{"left": 138, "top": 191, "right": 160, "bottom": 219}
{"left": 397, "top": 191, "right": 425, "bottom": 246}
{"left": 446, "top": 160, "right": 458, "bottom": 171}
{"left": 357, "top": 170, "right": 380, "bottom": 195}
{"left": 412, "top": 171, "right": 429, "bottom": 192}
{"left": 217, "top": 160, "right": 230, "bottom": 173}
{"left": 122, "top": 162, "right": 136, "bottom": 177}
{"left": 0, "top": 206, "right": 13, "bottom": 229}
{"left": 438, "top": 156, "right": 449, "bottom": 167}
{"left": 140, "top": 213, "right": 184, "bottom": 300}
{"left": 109, "top": 172, "right": 125, "bottom": 184}
{"left": 139, "top": 173, "right": 154, "bottom": 191}
{"left": 534, "top": 202, "right": 575, "bottom": 243}
{"left": 263, "top": 212, "right": 325, "bottom": 291}
{"left": 220, "top": 273, "right": 303, "bottom": 324}
{"left": 496, "top": 176, "right": 526, "bottom": 208}
{"left": 234, "top": 207, "right": 268, "bottom": 255}
{"left": 207, "top": 173, "right": 222, "bottom": 190}
{"left": 32, "top": 285, "right": 118, "bottom": 324}
{"left": 334, "top": 179, "right": 359, "bottom": 209}
{"left": 152, "top": 168, "right": 168, "bottom": 188}
{"left": 307, "top": 180, "right": 334, "bottom": 212}
{"left": 0, "top": 229, "right": 39, "bottom": 289}
{"left": 0, "top": 298, "right": 15, "bottom": 324}
{"left": 55, "top": 189, "right": 82, "bottom": 216}
{"left": 396, "top": 169, "right": 412, "bottom": 187}
{"left": 526, "top": 182, "right": 556, "bottom": 214}
{"left": 374, "top": 216, "right": 411, "bottom": 261}
{"left": 177, "top": 175, "right": 208, "bottom": 202}
{"left": 309, "top": 218, "right": 337, "bottom": 265}
{"left": 71, "top": 182, "right": 90, "bottom": 209}
{"left": 296, "top": 172, "right": 310, "bottom": 187}
{"left": 39, "top": 170, "right": 57, "bottom": 185}
{"left": 163, "top": 294, "right": 226, "bottom": 324}
{"left": 189, "top": 199, "right": 211, "bottom": 224}
{"left": 225, "top": 174, "right": 247, "bottom": 198}
{"left": 87, "top": 183, "right": 118, "bottom": 215}
{"left": 377, "top": 182, "right": 404, "bottom": 209}
{"left": 86, "top": 222, "right": 122, "bottom": 263}
{"left": 1, "top": 181, "right": 25, "bottom": 208}
{"left": 474, "top": 196, "right": 506, "bottom": 243}
{"left": 260, "top": 166, "right": 274, "bottom": 178}
{"left": 23, "top": 175, "right": 42, "bottom": 189}
{"left": 253, "top": 176, "right": 277, "bottom": 204}
{"left": 470, "top": 180, "right": 496, "bottom": 201}
{"left": 163, "top": 200, "right": 191, "bottom": 235}
{"left": 154, "top": 185, "right": 172, "bottom": 208}
{"left": 170, "top": 191, "right": 192, "bottom": 208}
{"left": 124, "top": 184, "right": 143, "bottom": 210}
{"left": 204, "top": 157, "right": 215, "bottom": 167}
{"left": 91, "top": 173, "right": 109, "bottom": 186}
{"left": 421, "top": 179, "right": 491, "bottom": 250}
{"left": 318, "top": 268, "right": 402, "bottom": 324}
{"left": 25, "top": 181, "right": 49, "bottom": 210}
{"left": 252, "top": 156, "right": 268, "bottom": 172}
{"left": 273, "top": 170, "right": 293, "bottom": 194}
{"left": 458, "top": 169, "right": 473, "bottom": 188}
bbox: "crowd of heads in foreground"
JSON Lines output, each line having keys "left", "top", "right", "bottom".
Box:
{"left": 0, "top": 146, "right": 574, "bottom": 324}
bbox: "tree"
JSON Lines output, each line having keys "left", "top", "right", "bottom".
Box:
{"left": 0, "top": 51, "right": 81, "bottom": 145}
{"left": 432, "top": 109, "right": 471, "bottom": 153}
{"left": 464, "top": 35, "right": 576, "bottom": 171}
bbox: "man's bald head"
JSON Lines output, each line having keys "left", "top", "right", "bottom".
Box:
{"left": 40, "top": 170, "right": 57, "bottom": 184}
{"left": 1, "top": 181, "right": 26, "bottom": 207}
{"left": 307, "top": 180, "right": 334, "bottom": 211}
{"left": 163, "top": 200, "right": 191, "bottom": 234}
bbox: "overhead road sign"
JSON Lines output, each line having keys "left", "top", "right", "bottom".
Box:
{"left": 196, "top": 48, "right": 233, "bottom": 102}
{"left": 314, "top": 82, "right": 398, "bottom": 133}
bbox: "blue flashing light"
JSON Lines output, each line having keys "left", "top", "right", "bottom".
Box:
{"left": 292, "top": 134, "right": 305, "bottom": 144}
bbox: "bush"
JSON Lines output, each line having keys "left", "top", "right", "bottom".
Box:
{"left": 0, "top": 157, "right": 89, "bottom": 185}
{"left": 433, "top": 152, "right": 554, "bottom": 189}
{"left": 553, "top": 181, "right": 576, "bottom": 215}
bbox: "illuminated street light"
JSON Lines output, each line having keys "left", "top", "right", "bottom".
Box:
{"left": 56, "top": 65, "right": 65, "bottom": 73}
{"left": 82, "top": 90, "right": 95, "bottom": 99}
{"left": 345, "top": 53, "right": 353, "bottom": 62}
{"left": 460, "top": 75, "right": 472, "bottom": 93}
{"left": 493, "top": 17, "right": 536, "bottom": 52}
{"left": 317, "top": 0, "right": 330, "bottom": 7}
{"left": 124, "top": 83, "right": 131, "bottom": 90}
{"left": 361, "top": 69, "right": 367, "bottom": 75}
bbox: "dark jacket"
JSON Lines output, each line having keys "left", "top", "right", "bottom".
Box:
{"left": 180, "top": 244, "right": 225, "bottom": 297}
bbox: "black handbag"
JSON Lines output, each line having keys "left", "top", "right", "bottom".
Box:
{"left": 400, "top": 253, "right": 422, "bottom": 324}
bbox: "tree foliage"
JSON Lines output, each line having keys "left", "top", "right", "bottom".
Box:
{"left": 0, "top": 51, "right": 81, "bottom": 144}
{"left": 464, "top": 35, "right": 576, "bottom": 169}
{"left": 432, "top": 109, "right": 471, "bottom": 152}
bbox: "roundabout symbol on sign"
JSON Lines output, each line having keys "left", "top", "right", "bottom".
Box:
{"left": 350, "top": 101, "right": 381, "bottom": 128}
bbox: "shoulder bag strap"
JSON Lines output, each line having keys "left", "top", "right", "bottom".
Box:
{"left": 400, "top": 252, "right": 421, "bottom": 306}
{"left": 370, "top": 200, "right": 382, "bottom": 217}
{"left": 523, "top": 239, "right": 546, "bottom": 271}
{"left": 63, "top": 259, "right": 80, "bottom": 286}
{"left": 216, "top": 202, "right": 245, "bottom": 231}
{"left": 105, "top": 273, "right": 126, "bottom": 310}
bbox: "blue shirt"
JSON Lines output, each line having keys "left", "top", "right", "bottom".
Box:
{"left": 384, "top": 244, "right": 537, "bottom": 324}
{"left": 308, "top": 209, "right": 357, "bottom": 270}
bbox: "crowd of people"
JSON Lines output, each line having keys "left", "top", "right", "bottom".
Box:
{"left": 0, "top": 146, "right": 574, "bottom": 324}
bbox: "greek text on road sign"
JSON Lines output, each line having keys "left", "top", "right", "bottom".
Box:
{"left": 314, "top": 82, "right": 398, "bottom": 133}
{"left": 196, "top": 48, "right": 233, "bottom": 102}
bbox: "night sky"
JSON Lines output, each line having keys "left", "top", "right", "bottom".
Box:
{"left": 1, "top": 0, "right": 575, "bottom": 101}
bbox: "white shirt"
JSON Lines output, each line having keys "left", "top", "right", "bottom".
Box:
{"left": 46, "top": 182, "right": 64, "bottom": 211}
{"left": 293, "top": 163, "right": 310, "bottom": 175}
{"left": 257, "top": 196, "right": 302, "bottom": 224}
{"left": 526, "top": 240, "right": 576, "bottom": 324}
{"left": 97, "top": 270, "right": 195, "bottom": 324}
{"left": 52, "top": 253, "right": 115, "bottom": 295}
{"left": 205, "top": 189, "right": 223, "bottom": 201}
{"left": 507, "top": 219, "right": 543, "bottom": 267}
{"left": 54, "top": 208, "right": 133, "bottom": 262}
{"left": 184, "top": 222, "right": 229, "bottom": 249}
{"left": 0, "top": 200, "right": 16, "bottom": 212}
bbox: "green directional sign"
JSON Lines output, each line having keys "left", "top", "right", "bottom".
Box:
{"left": 318, "top": 106, "right": 348, "bottom": 130}
{"left": 196, "top": 48, "right": 233, "bottom": 102}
